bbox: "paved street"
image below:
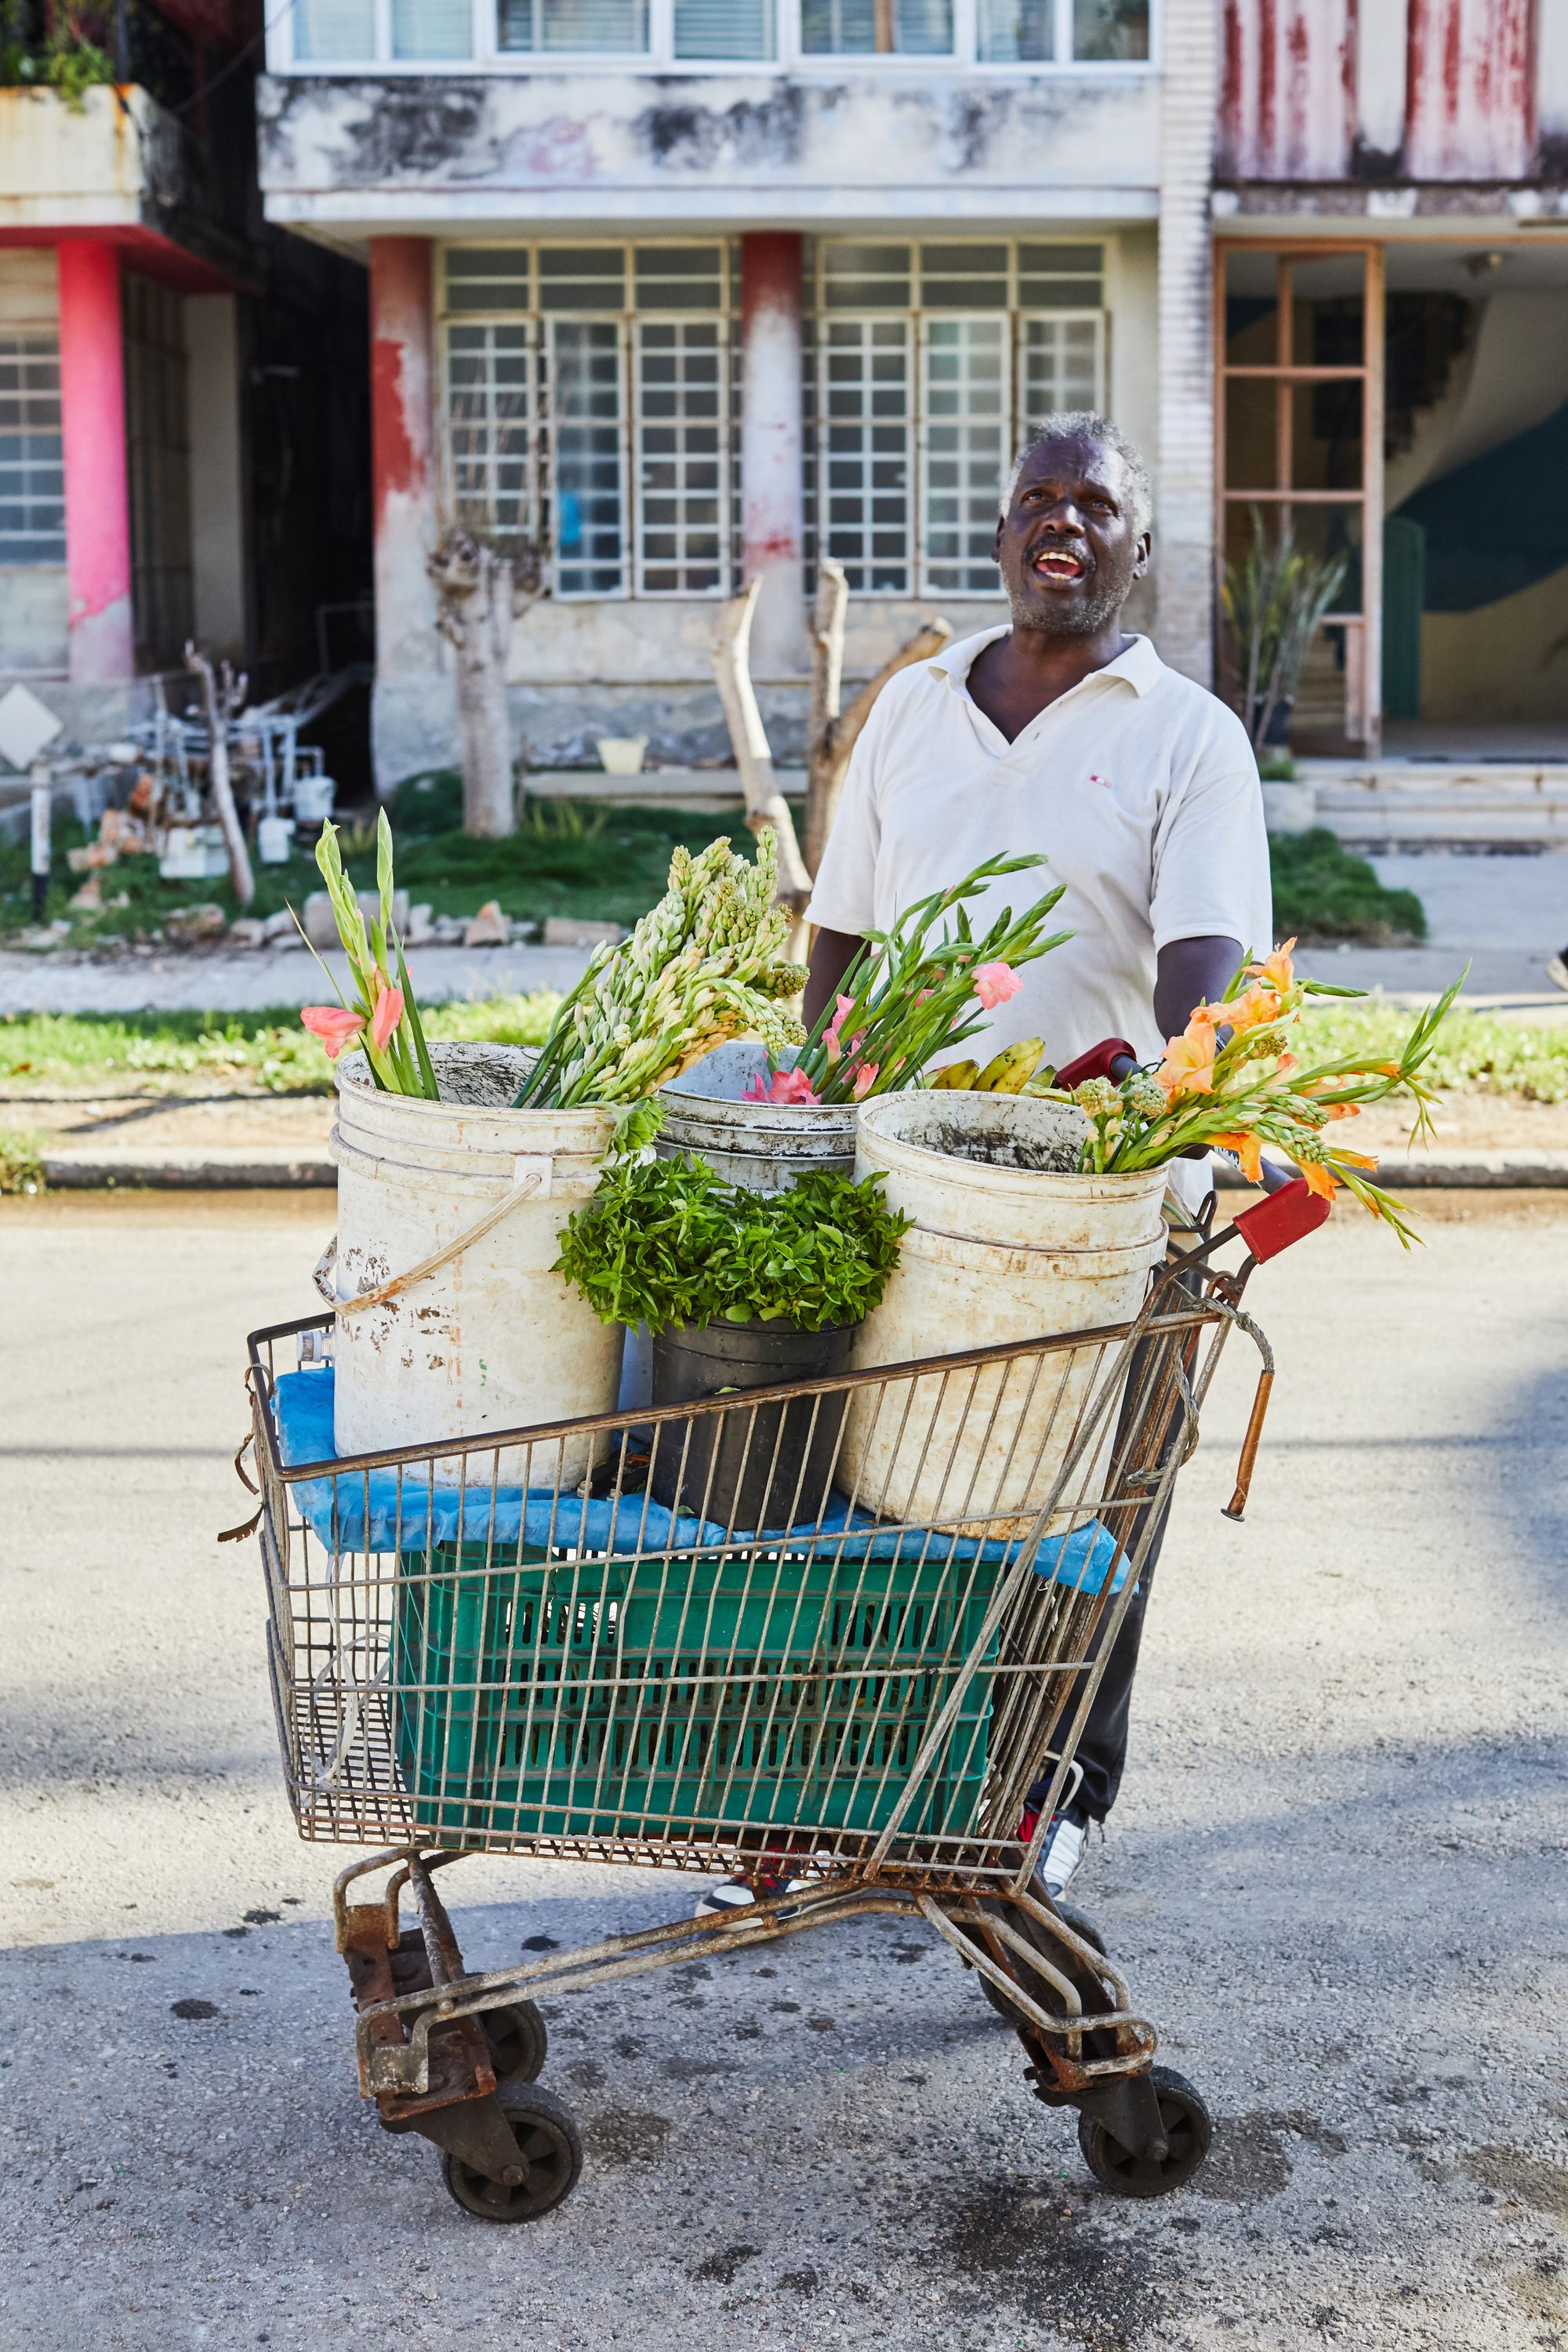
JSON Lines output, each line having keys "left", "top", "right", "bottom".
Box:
{"left": 1, "top": 1191, "right": 1565, "bottom": 2352}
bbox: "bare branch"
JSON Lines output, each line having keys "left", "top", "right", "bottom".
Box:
{"left": 184, "top": 641, "right": 254, "bottom": 909}
{"left": 713, "top": 579, "right": 815, "bottom": 916}
{"left": 804, "top": 586, "right": 952, "bottom": 874}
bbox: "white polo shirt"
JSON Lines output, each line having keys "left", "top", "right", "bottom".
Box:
{"left": 806, "top": 627, "right": 1273, "bottom": 1086}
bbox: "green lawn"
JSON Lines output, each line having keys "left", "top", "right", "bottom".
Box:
{"left": 2, "top": 996, "right": 1563, "bottom": 1102}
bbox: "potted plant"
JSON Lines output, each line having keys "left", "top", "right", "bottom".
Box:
{"left": 1222, "top": 508, "right": 1349, "bottom": 753}
{"left": 554, "top": 1156, "right": 910, "bottom": 1530}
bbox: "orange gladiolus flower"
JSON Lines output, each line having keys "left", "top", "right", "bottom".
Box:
{"left": 1300, "top": 1160, "right": 1340, "bottom": 1201}
{"left": 1251, "top": 938, "right": 1298, "bottom": 993}
{"left": 1327, "top": 1147, "right": 1380, "bottom": 1171}
{"left": 1325, "top": 1101, "right": 1361, "bottom": 1120}
{"left": 1212, "top": 1129, "right": 1263, "bottom": 1182}
{"left": 1225, "top": 983, "right": 1283, "bottom": 1033}
{"left": 1156, "top": 1025, "right": 1216, "bottom": 1098}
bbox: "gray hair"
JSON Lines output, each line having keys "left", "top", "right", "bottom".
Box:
{"left": 1000, "top": 413, "right": 1153, "bottom": 534}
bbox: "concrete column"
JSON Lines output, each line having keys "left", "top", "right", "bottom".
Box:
{"left": 369, "top": 236, "right": 440, "bottom": 681}
{"left": 1154, "top": 0, "right": 1220, "bottom": 688}
{"left": 185, "top": 292, "right": 249, "bottom": 665}
{"left": 739, "top": 232, "right": 808, "bottom": 675}
{"left": 57, "top": 241, "right": 135, "bottom": 684}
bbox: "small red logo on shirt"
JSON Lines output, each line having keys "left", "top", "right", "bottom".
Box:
{"left": 1088, "top": 772, "right": 1113, "bottom": 789}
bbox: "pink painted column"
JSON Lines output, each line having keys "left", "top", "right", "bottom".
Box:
{"left": 740, "top": 232, "right": 808, "bottom": 675}
{"left": 57, "top": 241, "right": 135, "bottom": 684}
{"left": 369, "top": 237, "right": 441, "bottom": 683}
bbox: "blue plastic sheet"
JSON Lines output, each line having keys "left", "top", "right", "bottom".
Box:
{"left": 271, "top": 1368, "right": 1127, "bottom": 1595}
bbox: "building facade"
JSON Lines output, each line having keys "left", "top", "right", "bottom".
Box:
{"left": 0, "top": 5, "right": 371, "bottom": 748}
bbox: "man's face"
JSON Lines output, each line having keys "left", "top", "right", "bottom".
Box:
{"left": 993, "top": 436, "right": 1151, "bottom": 637}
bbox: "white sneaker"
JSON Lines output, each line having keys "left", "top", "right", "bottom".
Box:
{"left": 694, "top": 1856, "right": 832, "bottom": 1919}
{"left": 1031, "top": 1811, "right": 1087, "bottom": 1900}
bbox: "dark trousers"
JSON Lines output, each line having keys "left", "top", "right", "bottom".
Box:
{"left": 1025, "top": 1252, "right": 1196, "bottom": 1826}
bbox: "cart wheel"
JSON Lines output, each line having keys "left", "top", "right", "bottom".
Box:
{"left": 439, "top": 2080, "right": 583, "bottom": 2223}
{"left": 479, "top": 2000, "right": 547, "bottom": 2083}
{"left": 1077, "top": 2066, "right": 1211, "bottom": 2198}
{"left": 978, "top": 1900, "right": 1108, "bottom": 2023}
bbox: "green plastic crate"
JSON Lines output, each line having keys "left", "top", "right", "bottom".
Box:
{"left": 390, "top": 1540, "right": 1000, "bottom": 1845}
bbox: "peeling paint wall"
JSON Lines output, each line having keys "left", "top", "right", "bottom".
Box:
{"left": 257, "top": 71, "right": 1163, "bottom": 220}
{"left": 1406, "top": 0, "right": 1535, "bottom": 181}
{"left": 1219, "top": 0, "right": 1355, "bottom": 181}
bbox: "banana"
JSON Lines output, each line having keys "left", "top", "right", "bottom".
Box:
{"left": 975, "top": 1038, "right": 1047, "bottom": 1094}
{"left": 928, "top": 1059, "right": 980, "bottom": 1090}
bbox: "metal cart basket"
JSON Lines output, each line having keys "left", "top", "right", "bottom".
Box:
{"left": 238, "top": 1201, "right": 1297, "bottom": 2220}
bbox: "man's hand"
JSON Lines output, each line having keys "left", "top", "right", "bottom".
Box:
{"left": 1154, "top": 935, "right": 1244, "bottom": 1160}
{"left": 804, "top": 927, "right": 865, "bottom": 1032}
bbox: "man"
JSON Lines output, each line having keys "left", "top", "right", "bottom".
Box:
{"left": 801, "top": 411, "right": 1273, "bottom": 1900}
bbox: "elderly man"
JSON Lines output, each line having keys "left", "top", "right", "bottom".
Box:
{"left": 802, "top": 411, "right": 1272, "bottom": 1901}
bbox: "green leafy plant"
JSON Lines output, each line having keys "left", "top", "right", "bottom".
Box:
{"left": 1223, "top": 509, "right": 1348, "bottom": 752}
{"left": 554, "top": 1156, "right": 911, "bottom": 1335}
{"left": 1269, "top": 827, "right": 1426, "bottom": 945}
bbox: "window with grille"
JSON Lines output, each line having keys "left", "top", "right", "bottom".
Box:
{"left": 0, "top": 333, "right": 64, "bottom": 564}
{"left": 800, "top": 0, "right": 953, "bottom": 50}
{"left": 439, "top": 238, "right": 1106, "bottom": 603}
{"left": 391, "top": 0, "right": 471, "bottom": 55}
{"left": 497, "top": 0, "right": 647, "bottom": 49}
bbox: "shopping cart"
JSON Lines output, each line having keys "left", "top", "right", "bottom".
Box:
{"left": 234, "top": 1179, "right": 1321, "bottom": 2220}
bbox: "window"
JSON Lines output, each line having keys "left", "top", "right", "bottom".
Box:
{"left": 292, "top": 0, "right": 374, "bottom": 57}
{"left": 440, "top": 238, "right": 1106, "bottom": 602}
{"left": 498, "top": 0, "right": 646, "bottom": 49}
{"left": 800, "top": 0, "right": 952, "bottom": 53}
{"left": 392, "top": 0, "right": 471, "bottom": 53}
{"left": 975, "top": 0, "right": 1147, "bottom": 57}
{"left": 673, "top": 0, "right": 773, "bottom": 57}
{"left": 0, "top": 333, "right": 64, "bottom": 564}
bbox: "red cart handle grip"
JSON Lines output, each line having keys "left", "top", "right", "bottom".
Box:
{"left": 1232, "top": 1176, "right": 1331, "bottom": 1262}
{"left": 1054, "top": 1036, "right": 1138, "bottom": 1090}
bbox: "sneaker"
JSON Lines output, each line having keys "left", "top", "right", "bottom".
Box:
{"left": 1031, "top": 1808, "right": 1087, "bottom": 1900}
{"left": 694, "top": 1857, "right": 831, "bottom": 1919}
{"left": 1548, "top": 953, "right": 1568, "bottom": 996}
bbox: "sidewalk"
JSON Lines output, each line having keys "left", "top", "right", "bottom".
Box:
{"left": 0, "top": 940, "right": 596, "bottom": 1016}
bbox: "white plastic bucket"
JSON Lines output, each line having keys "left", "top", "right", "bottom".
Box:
{"left": 329, "top": 1043, "right": 621, "bottom": 1487}
{"left": 841, "top": 1092, "right": 1170, "bottom": 1528}
{"left": 657, "top": 1042, "right": 857, "bottom": 1195}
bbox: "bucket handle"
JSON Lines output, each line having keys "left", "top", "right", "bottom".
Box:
{"left": 318, "top": 1153, "right": 553, "bottom": 1319}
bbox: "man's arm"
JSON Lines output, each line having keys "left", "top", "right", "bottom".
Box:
{"left": 804, "top": 927, "right": 865, "bottom": 1032}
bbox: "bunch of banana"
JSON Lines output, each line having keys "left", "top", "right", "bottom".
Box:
{"left": 928, "top": 1041, "right": 1051, "bottom": 1094}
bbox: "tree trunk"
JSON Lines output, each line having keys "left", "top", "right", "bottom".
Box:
{"left": 804, "top": 570, "right": 952, "bottom": 874}
{"left": 713, "top": 578, "right": 815, "bottom": 927}
{"left": 429, "top": 530, "right": 519, "bottom": 839}
{"left": 184, "top": 642, "right": 254, "bottom": 908}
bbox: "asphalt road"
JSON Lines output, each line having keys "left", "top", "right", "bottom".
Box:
{"left": 1, "top": 1191, "right": 1565, "bottom": 2352}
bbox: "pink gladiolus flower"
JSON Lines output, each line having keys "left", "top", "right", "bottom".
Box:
{"left": 369, "top": 985, "right": 405, "bottom": 1053}
{"left": 300, "top": 1004, "right": 365, "bottom": 1061}
{"left": 822, "top": 1029, "right": 842, "bottom": 1065}
{"left": 974, "top": 961, "right": 1022, "bottom": 1011}
{"left": 742, "top": 1068, "right": 820, "bottom": 1105}
{"left": 851, "top": 1063, "right": 879, "bottom": 1100}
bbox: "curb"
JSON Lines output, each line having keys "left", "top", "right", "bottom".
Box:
{"left": 42, "top": 1149, "right": 335, "bottom": 1189}
{"left": 33, "top": 1148, "right": 1568, "bottom": 1192}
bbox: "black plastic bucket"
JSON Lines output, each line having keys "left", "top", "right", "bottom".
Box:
{"left": 647, "top": 1318, "right": 857, "bottom": 1531}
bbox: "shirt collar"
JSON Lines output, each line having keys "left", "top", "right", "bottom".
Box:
{"left": 927, "top": 627, "right": 1164, "bottom": 701}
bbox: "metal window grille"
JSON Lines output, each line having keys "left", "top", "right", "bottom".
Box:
{"left": 975, "top": 0, "right": 1052, "bottom": 59}
{"left": 122, "top": 276, "right": 193, "bottom": 667}
{"left": 390, "top": 0, "right": 471, "bottom": 54}
{"left": 1073, "top": 0, "right": 1148, "bottom": 59}
{"left": 445, "top": 321, "right": 536, "bottom": 540}
{"left": 291, "top": 0, "right": 375, "bottom": 56}
{"left": 820, "top": 316, "right": 912, "bottom": 592}
{"left": 920, "top": 315, "right": 1009, "bottom": 595}
{"left": 1018, "top": 313, "right": 1106, "bottom": 434}
{"left": 0, "top": 333, "right": 64, "bottom": 564}
{"left": 636, "top": 318, "right": 726, "bottom": 595}
{"left": 800, "top": 0, "right": 950, "bottom": 48}
{"left": 498, "top": 0, "right": 647, "bottom": 46}
{"left": 549, "top": 318, "right": 629, "bottom": 597}
{"left": 673, "top": 0, "right": 774, "bottom": 56}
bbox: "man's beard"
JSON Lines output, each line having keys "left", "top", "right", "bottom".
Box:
{"left": 1007, "top": 569, "right": 1130, "bottom": 638}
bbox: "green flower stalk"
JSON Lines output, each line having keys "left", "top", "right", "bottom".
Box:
{"left": 294, "top": 813, "right": 437, "bottom": 1098}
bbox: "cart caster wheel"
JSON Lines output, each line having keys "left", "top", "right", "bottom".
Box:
{"left": 479, "top": 2000, "right": 547, "bottom": 2083}
{"left": 1077, "top": 2066, "right": 1212, "bottom": 2198}
{"left": 439, "top": 2080, "right": 583, "bottom": 2223}
{"left": 978, "top": 1900, "right": 1107, "bottom": 2024}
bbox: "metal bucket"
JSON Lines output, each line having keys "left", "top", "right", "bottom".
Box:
{"left": 329, "top": 1043, "right": 622, "bottom": 1487}
{"left": 656, "top": 1042, "right": 857, "bottom": 1194}
{"left": 840, "top": 1092, "right": 1170, "bottom": 1528}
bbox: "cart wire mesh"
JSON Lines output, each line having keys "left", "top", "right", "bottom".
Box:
{"left": 247, "top": 1285, "right": 1240, "bottom": 1896}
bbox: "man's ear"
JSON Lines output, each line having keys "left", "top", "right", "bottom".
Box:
{"left": 1131, "top": 530, "right": 1152, "bottom": 580}
{"left": 991, "top": 515, "right": 1005, "bottom": 561}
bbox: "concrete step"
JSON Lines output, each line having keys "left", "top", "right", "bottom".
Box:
{"left": 1297, "top": 762, "right": 1568, "bottom": 845}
